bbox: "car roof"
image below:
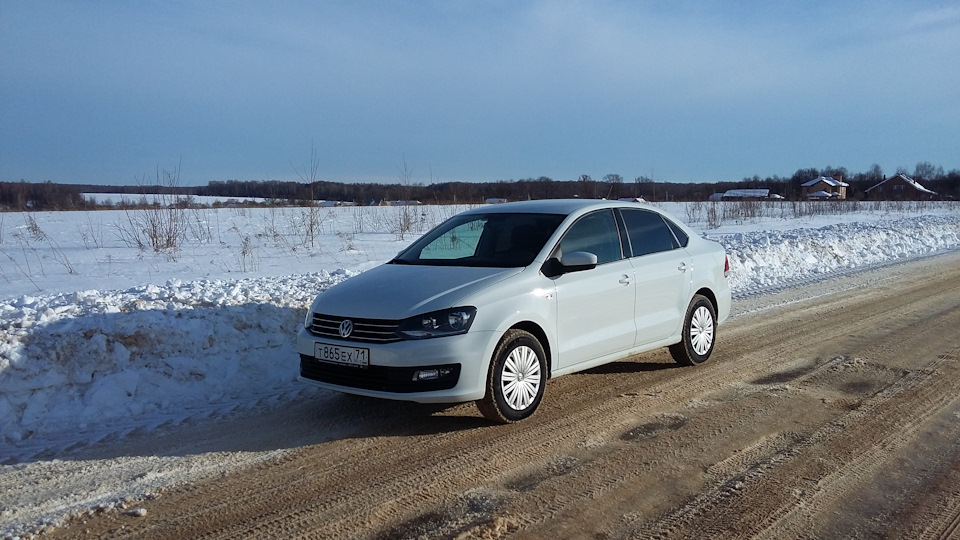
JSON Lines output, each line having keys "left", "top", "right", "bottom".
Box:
{"left": 461, "top": 198, "right": 654, "bottom": 216}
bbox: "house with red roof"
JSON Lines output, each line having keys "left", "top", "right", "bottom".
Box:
{"left": 865, "top": 173, "right": 937, "bottom": 201}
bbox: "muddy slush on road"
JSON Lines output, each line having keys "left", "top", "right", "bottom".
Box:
{"left": 19, "top": 251, "right": 960, "bottom": 539}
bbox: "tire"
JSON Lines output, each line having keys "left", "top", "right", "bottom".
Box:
{"left": 669, "top": 294, "right": 717, "bottom": 366}
{"left": 477, "top": 329, "right": 547, "bottom": 423}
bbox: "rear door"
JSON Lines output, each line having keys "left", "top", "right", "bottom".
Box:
{"left": 619, "top": 209, "right": 692, "bottom": 345}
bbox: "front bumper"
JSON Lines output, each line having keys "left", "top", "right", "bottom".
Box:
{"left": 296, "top": 327, "right": 494, "bottom": 403}
{"left": 300, "top": 355, "right": 461, "bottom": 392}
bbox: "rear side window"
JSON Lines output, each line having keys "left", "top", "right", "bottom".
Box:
{"left": 621, "top": 209, "right": 678, "bottom": 257}
{"left": 665, "top": 219, "right": 689, "bottom": 247}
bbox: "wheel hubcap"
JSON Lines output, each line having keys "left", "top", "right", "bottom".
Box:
{"left": 690, "top": 306, "right": 715, "bottom": 356}
{"left": 501, "top": 345, "right": 541, "bottom": 411}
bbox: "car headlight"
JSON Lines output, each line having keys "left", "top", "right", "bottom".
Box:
{"left": 397, "top": 307, "right": 477, "bottom": 339}
{"left": 304, "top": 302, "right": 316, "bottom": 328}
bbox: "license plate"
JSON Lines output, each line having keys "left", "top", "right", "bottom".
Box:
{"left": 314, "top": 343, "right": 370, "bottom": 368}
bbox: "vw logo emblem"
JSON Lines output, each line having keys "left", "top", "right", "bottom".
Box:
{"left": 339, "top": 319, "right": 354, "bottom": 338}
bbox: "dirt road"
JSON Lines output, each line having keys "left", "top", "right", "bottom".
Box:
{"left": 46, "top": 253, "right": 960, "bottom": 539}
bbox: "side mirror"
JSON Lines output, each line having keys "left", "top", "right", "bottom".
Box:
{"left": 561, "top": 251, "right": 598, "bottom": 269}
{"left": 542, "top": 251, "right": 598, "bottom": 277}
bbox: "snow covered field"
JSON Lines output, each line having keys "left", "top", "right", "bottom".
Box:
{"left": 2, "top": 202, "right": 959, "bottom": 461}
{"left": 1, "top": 200, "right": 959, "bottom": 536}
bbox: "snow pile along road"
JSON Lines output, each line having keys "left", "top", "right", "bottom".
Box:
{"left": 0, "top": 271, "right": 353, "bottom": 463}
{"left": 2, "top": 215, "right": 960, "bottom": 464}
{"left": 718, "top": 215, "right": 960, "bottom": 292}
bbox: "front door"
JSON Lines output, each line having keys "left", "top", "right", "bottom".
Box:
{"left": 552, "top": 210, "right": 636, "bottom": 370}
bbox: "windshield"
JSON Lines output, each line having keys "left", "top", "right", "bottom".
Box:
{"left": 391, "top": 212, "right": 566, "bottom": 267}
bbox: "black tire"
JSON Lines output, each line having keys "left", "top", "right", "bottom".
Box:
{"left": 477, "top": 329, "right": 547, "bottom": 423}
{"left": 669, "top": 294, "right": 717, "bottom": 366}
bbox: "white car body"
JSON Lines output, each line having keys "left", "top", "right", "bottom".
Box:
{"left": 297, "top": 199, "right": 731, "bottom": 421}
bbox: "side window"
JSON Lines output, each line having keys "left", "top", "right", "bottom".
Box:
{"left": 665, "top": 218, "right": 689, "bottom": 248}
{"left": 558, "top": 210, "right": 622, "bottom": 264}
{"left": 621, "top": 209, "right": 677, "bottom": 257}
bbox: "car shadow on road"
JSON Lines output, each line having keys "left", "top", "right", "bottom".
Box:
{"left": 327, "top": 393, "right": 493, "bottom": 436}
{"left": 581, "top": 359, "right": 683, "bottom": 375}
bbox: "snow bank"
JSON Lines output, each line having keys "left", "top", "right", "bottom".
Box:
{"left": 718, "top": 215, "right": 960, "bottom": 292}
{"left": 0, "top": 271, "right": 352, "bottom": 463}
{"left": 2, "top": 213, "right": 960, "bottom": 464}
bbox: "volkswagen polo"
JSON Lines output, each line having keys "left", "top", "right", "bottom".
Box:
{"left": 298, "top": 199, "right": 731, "bottom": 422}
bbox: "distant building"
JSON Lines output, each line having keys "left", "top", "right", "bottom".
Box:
{"left": 802, "top": 174, "right": 849, "bottom": 200}
{"left": 865, "top": 173, "right": 937, "bottom": 201}
{"left": 719, "top": 189, "right": 770, "bottom": 201}
{"left": 807, "top": 190, "right": 836, "bottom": 200}
{"left": 485, "top": 198, "right": 508, "bottom": 204}
{"left": 708, "top": 189, "right": 781, "bottom": 201}
{"left": 318, "top": 201, "right": 356, "bottom": 207}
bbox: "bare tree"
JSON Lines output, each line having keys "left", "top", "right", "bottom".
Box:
{"left": 603, "top": 174, "right": 623, "bottom": 184}
{"left": 292, "top": 141, "right": 321, "bottom": 247}
{"left": 913, "top": 161, "right": 944, "bottom": 182}
{"left": 578, "top": 174, "right": 596, "bottom": 198}
{"left": 603, "top": 174, "right": 623, "bottom": 199}
{"left": 115, "top": 160, "right": 189, "bottom": 257}
{"left": 635, "top": 176, "right": 655, "bottom": 201}
{"left": 394, "top": 156, "right": 416, "bottom": 240}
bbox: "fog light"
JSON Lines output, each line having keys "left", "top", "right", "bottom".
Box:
{"left": 413, "top": 369, "right": 440, "bottom": 381}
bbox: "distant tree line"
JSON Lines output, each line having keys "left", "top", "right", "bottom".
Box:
{"left": 0, "top": 181, "right": 92, "bottom": 211}
{"left": 3, "top": 162, "right": 957, "bottom": 212}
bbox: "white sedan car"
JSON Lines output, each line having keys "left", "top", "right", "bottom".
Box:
{"left": 298, "top": 199, "right": 731, "bottom": 422}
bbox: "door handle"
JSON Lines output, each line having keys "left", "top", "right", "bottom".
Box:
{"left": 619, "top": 275, "right": 631, "bottom": 285}
{"left": 678, "top": 263, "right": 691, "bottom": 272}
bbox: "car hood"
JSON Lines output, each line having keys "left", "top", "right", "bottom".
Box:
{"left": 313, "top": 263, "right": 521, "bottom": 319}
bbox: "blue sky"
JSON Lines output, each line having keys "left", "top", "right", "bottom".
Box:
{"left": 2, "top": 1, "right": 958, "bottom": 186}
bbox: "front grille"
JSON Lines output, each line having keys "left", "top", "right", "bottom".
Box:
{"left": 300, "top": 355, "right": 461, "bottom": 393}
{"left": 309, "top": 314, "right": 402, "bottom": 343}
